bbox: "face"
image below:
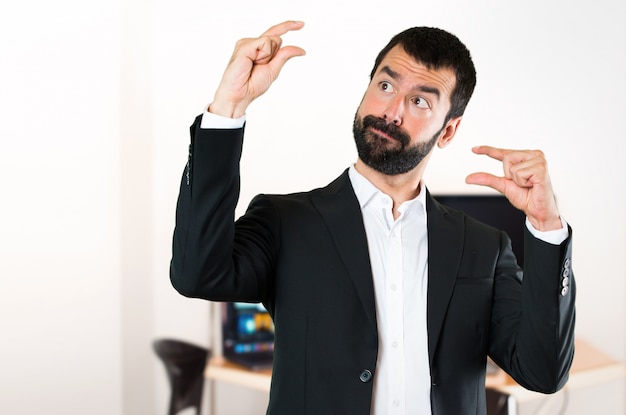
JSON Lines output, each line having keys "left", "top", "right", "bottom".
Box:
{"left": 353, "top": 45, "right": 460, "bottom": 175}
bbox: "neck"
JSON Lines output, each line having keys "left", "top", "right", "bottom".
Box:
{"left": 354, "top": 159, "right": 426, "bottom": 217}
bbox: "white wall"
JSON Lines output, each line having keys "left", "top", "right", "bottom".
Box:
{"left": 1, "top": 0, "right": 624, "bottom": 414}
{"left": 0, "top": 0, "right": 123, "bottom": 414}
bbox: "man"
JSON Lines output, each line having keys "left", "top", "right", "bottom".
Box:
{"left": 170, "top": 21, "right": 575, "bottom": 415}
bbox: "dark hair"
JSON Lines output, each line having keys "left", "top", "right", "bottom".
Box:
{"left": 370, "top": 27, "right": 477, "bottom": 123}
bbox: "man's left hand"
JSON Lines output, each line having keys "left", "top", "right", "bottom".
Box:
{"left": 466, "top": 146, "right": 562, "bottom": 231}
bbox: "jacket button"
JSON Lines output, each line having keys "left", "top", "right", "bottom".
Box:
{"left": 359, "top": 369, "right": 373, "bottom": 383}
{"left": 562, "top": 267, "right": 570, "bottom": 278}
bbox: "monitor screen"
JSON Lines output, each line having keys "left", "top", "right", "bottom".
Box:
{"left": 432, "top": 194, "right": 526, "bottom": 266}
{"left": 221, "top": 302, "right": 274, "bottom": 368}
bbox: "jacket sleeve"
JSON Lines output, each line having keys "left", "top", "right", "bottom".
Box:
{"left": 169, "top": 116, "right": 278, "bottom": 303}
{"left": 489, "top": 226, "right": 576, "bottom": 393}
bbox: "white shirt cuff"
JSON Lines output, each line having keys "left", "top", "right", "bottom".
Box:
{"left": 525, "top": 216, "right": 569, "bottom": 245}
{"left": 200, "top": 107, "right": 246, "bottom": 129}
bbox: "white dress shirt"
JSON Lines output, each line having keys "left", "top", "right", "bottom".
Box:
{"left": 349, "top": 166, "right": 432, "bottom": 415}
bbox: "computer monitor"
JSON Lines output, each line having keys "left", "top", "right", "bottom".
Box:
{"left": 433, "top": 194, "right": 526, "bottom": 266}
{"left": 221, "top": 302, "right": 274, "bottom": 370}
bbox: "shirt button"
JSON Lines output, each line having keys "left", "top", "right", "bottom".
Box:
{"left": 390, "top": 284, "right": 397, "bottom": 291}
{"left": 392, "top": 341, "right": 399, "bottom": 348}
{"left": 561, "top": 286, "right": 569, "bottom": 296}
{"left": 393, "top": 399, "right": 400, "bottom": 407}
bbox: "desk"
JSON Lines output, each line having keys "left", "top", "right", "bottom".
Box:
{"left": 487, "top": 340, "right": 625, "bottom": 414}
{"left": 205, "top": 339, "right": 625, "bottom": 415}
{"left": 206, "top": 357, "right": 271, "bottom": 392}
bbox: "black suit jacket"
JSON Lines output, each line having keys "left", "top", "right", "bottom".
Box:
{"left": 170, "top": 116, "right": 576, "bottom": 415}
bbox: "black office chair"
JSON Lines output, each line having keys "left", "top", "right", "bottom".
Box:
{"left": 153, "top": 338, "right": 210, "bottom": 415}
{"left": 486, "top": 387, "right": 510, "bottom": 415}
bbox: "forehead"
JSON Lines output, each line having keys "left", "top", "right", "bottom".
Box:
{"left": 374, "top": 45, "right": 457, "bottom": 99}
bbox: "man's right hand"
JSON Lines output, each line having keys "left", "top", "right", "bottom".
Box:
{"left": 208, "top": 20, "right": 306, "bottom": 119}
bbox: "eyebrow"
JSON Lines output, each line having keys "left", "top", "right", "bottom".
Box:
{"left": 379, "top": 65, "right": 441, "bottom": 100}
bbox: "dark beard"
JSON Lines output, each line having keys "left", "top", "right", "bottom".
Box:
{"left": 352, "top": 114, "right": 443, "bottom": 175}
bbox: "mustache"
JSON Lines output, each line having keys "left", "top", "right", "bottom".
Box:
{"left": 361, "top": 115, "right": 411, "bottom": 146}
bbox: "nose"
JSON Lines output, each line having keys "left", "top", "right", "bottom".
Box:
{"left": 384, "top": 97, "right": 403, "bottom": 126}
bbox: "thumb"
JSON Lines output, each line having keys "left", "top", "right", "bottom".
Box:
{"left": 267, "top": 46, "right": 306, "bottom": 74}
{"left": 466, "top": 172, "right": 506, "bottom": 194}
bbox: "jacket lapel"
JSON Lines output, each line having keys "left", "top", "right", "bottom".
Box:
{"left": 309, "top": 170, "right": 378, "bottom": 331}
{"left": 426, "top": 192, "right": 465, "bottom": 364}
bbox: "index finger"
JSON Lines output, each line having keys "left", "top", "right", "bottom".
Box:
{"left": 261, "top": 20, "right": 305, "bottom": 37}
{"left": 471, "top": 145, "right": 508, "bottom": 161}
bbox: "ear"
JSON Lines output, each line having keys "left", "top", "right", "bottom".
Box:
{"left": 437, "top": 116, "right": 462, "bottom": 148}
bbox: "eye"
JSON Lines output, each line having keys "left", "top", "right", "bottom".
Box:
{"left": 412, "top": 96, "right": 430, "bottom": 109}
{"left": 379, "top": 81, "right": 395, "bottom": 93}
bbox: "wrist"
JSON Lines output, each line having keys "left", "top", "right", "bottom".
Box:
{"left": 208, "top": 95, "right": 249, "bottom": 119}
{"left": 527, "top": 215, "right": 563, "bottom": 232}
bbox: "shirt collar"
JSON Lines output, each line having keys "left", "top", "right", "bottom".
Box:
{"left": 348, "top": 165, "right": 428, "bottom": 215}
